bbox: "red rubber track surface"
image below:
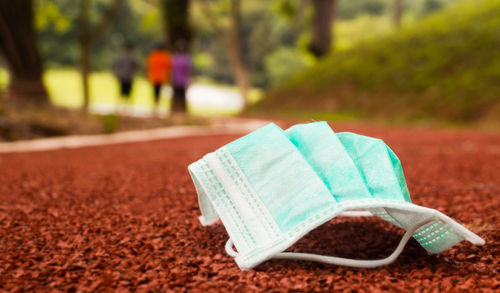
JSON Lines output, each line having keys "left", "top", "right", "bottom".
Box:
{"left": 1, "top": 124, "right": 499, "bottom": 292}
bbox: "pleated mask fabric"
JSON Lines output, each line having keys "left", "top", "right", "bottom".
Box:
{"left": 188, "top": 122, "right": 484, "bottom": 270}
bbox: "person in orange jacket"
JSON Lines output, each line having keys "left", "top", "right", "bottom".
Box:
{"left": 146, "top": 44, "right": 172, "bottom": 115}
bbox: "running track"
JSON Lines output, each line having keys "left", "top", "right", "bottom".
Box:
{"left": 0, "top": 123, "right": 498, "bottom": 291}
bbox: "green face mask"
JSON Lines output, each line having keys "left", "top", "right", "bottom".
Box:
{"left": 188, "top": 122, "right": 484, "bottom": 270}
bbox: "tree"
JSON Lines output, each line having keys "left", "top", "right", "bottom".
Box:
{"left": 393, "top": 0, "right": 404, "bottom": 28}
{"left": 309, "top": 0, "right": 336, "bottom": 58}
{"left": 0, "top": 0, "right": 49, "bottom": 103}
{"left": 161, "top": 0, "right": 192, "bottom": 50}
{"left": 201, "top": 0, "right": 249, "bottom": 106}
{"left": 78, "top": 0, "right": 121, "bottom": 110}
{"left": 160, "top": 0, "right": 192, "bottom": 113}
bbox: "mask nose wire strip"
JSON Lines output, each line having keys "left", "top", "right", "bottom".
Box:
{"left": 339, "top": 211, "right": 373, "bottom": 217}
{"left": 225, "top": 218, "right": 434, "bottom": 268}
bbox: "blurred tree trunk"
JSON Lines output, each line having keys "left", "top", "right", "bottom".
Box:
{"left": 394, "top": 0, "right": 404, "bottom": 28}
{"left": 78, "top": 0, "right": 121, "bottom": 111}
{"left": 0, "top": 0, "right": 49, "bottom": 103}
{"left": 161, "top": 0, "right": 191, "bottom": 50}
{"left": 79, "top": 0, "right": 90, "bottom": 111}
{"left": 229, "top": 0, "right": 248, "bottom": 106}
{"left": 160, "top": 0, "right": 192, "bottom": 113}
{"left": 310, "top": 0, "right": 336, "bottom": 58}
{"left": 201, "top": 0, "right": 249, "bottom": 106}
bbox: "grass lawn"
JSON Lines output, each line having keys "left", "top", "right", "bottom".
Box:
{"left": 45, "top": 69, "right": 170, "bottom": 109}
{"left": 0, "top": 68, "right": 167, "bottom": 108}
{"left": 1, "top": 69, "right": 262, "bottom": 116}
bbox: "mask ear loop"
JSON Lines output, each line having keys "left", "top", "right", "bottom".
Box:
{"left": 225, "top": 237, "right": 239, "bottom": 257}
{"left": 225, "top": 218, "right": 434, "bottom": 268}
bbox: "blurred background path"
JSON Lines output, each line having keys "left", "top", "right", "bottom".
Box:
{"left": 0, "top": 117, "right": 267, "bottom": 153}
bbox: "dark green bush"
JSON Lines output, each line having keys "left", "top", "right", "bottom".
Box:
{"left": 257, "top": 0, "right": 500, "bottom": 123}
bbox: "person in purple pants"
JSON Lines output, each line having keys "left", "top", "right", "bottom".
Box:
{"left": 171, "top": 40, "right": 192, "bottom": 113}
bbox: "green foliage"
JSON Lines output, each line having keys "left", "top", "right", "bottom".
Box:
{"left": 335, "top": 15, "right": 393, "bottom": 50}
{"left": 257, "top": 0, "right": 500, "bottom": 123}
{"left": 35, "top": 0, "right": 70, "bottom": 32}
{"left": 193, "top": 53, "right": 214, "bottom": 72}
{"left": 264, "top": 47, "right": 308, "bottom": 85}
{"left": 410, "top": 0, "right": 455, "bottom": 18}
{"left": 35, "top": 0, "right": 161, "bottom": 71}
{"left": 338, "top": 0, "right": 389, "bottom": 19}
{"left": 274, "top": 0, "right": 296, "bottom": 21}
{"left": 191, "top": 0, "right": 302, "bottom": 88}
{"left": 0, "top": 68, "right": 10, "bottom": 93}
{"left": 139, "top": 9, "right": 160, "bottom": 31}
{"left": 32, "top": 0, "right": 459, "bottom": 90}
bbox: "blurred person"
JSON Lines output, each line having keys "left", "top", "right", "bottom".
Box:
{"left": 171, "top": 39, "right": 192, "bottom": 113}
{"left": 112, "top": 43, "right": 138, "bottom": 113}
{"left": 146, "top": 43, "right": 171, "bottom": 116}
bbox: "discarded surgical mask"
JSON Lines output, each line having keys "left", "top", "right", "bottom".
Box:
{"left": 188, "top": 122, "right": 484, "bottom": 270}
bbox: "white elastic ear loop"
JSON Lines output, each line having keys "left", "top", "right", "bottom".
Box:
{"left": 225, "top": 237, "right": 239, "bottom": 257}
{"left": 225, "top": 218, "right": 434, "bottom": 268}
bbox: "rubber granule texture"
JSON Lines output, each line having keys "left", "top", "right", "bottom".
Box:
{"left": 0, "top": 125, "right": 499, "bottom": 292}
